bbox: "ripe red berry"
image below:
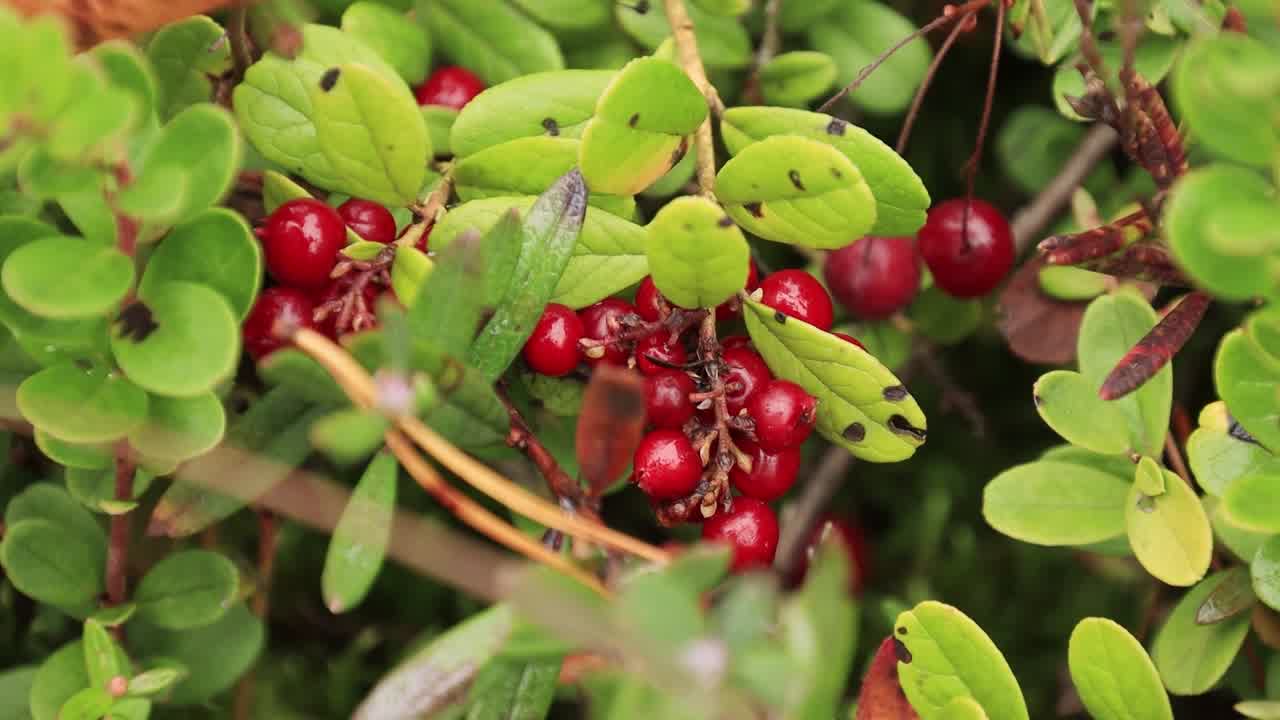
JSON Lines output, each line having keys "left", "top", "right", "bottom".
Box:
{"left": 633, "top": 429, "right": 702, "bottom": 500}
{"left": 715, "top": 257, "right": 761, "bottom": 321}
{"left": 721, "top": 347, "right": 772, "bottom": 416}
{"left": 758, "top": 269, "right": 834, "bottom": 330}
{"left": 917, "top": 198, "right": 1014, "bottom": 299}
{"left": 823, "top": 236, "right": 921, "bottom": 320}
{"left": 635, "top": 332, "right": 687, "bottom": 375}
{"left": 794, "top": 515, "right": 871, "bottom": 594}
{"left": 578, "top": 298, "right": 635, "bottom": 367}
{"left": 522, "top": 303, "right": 584, "bottom": 377}
{"left": 644, "top": 371, "right": 696, "bottom": 429}
{"left": 702, "top": 497, "right": 779, "bottom": 572}
{"left": 337, "top": 199, "right": 397, "bottom": 244}
{"left": 730, "top": 439, "right": 801, "bottom": 502}
{"left": 261, "top": 198, "right": 348, "bottom": 290}
{"left": 721, "top": 335, "right": 753, "bottom": 352}
{"left": 748, "top": 380, "right": 817, "bottom": 451}
{"left": 243, "top": 287, "right": 315, "bottom": 360}
{"left": 414, "top": 66, "right": 486, "bottom": 110}
{"left": 833, "top": 332, "right": 866, "bottom": 351}
{"left": 635, "top": 276, "right": 666, "bottom": 322}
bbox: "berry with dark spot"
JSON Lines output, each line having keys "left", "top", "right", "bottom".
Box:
{"left": 823, "top": 236, "right": 921, "bottom": 320}
{"left": 917, "top": 198, "right": 1014, "bottom": 298}
{"left": 522, "top": 303, "right": 584, "bottom": 377}
{"left": 730, "top": 439, "right": 801, "bottom": 502}
{"left": 414, "top": 66, "right": 486, "bottom": 110}
{"left": 702, "top": 497, "right": 779, "bottom": 572}
{"left": 758, "top": 269, "right": 834, "bottom": 330}
{"left": 261, "top": 198, "right": 347, "bottom": 290}
{"left": 635, "top": 332, "right": 687, "bottom": 375}
{"left": 747, "top": 379, "right": 817, "bottom": 451}
{"left": 644, "top": 370, "right": 696, "bottom": 429}
{"left": 244, "top": 287, "right": 315, "bottom": 360}
{"left": 633, "top": 429, "right": 702, "bottom": 500}
{"left": 578, "top": 298, "right": 636, "bottom": 367}
{"left": 338, "top": 199, "right": 397, "bottom": 244}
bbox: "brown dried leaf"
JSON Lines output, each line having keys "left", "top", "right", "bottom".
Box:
{"left": 996, "top": 256, "right": 1090, "bottom": 366}
{"left": 855, "top": 636, "right": 921, "bottom": 720}
{"left": 575, "top": 365, "right": 646, "bottom": 496}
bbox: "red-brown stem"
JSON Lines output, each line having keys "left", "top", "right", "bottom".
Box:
{"left": 499, "top": 389, "right": 583, "bottom": 504}
{"left": 111, "top": 164, "right": 138, "bottom": 258}
{"left": 896, "top": 13, "right": 970, "bottom": 154}
{"left": 1246, "top": 634, "right": 1267, "bottom": 692}
{"left": 1172, "top": 403, "right": 1193, "bottom": 448}
{"left": 105, "top": 450, "right": 134, "bottom": 606}
{"left": 963, "top": 0, "right": 1006, "bottom": 204}
{"left": 1164, "top": 433, "right": 1194, "bottom": 489}
{"left": 233, "top": 510, "right": 280, "bottom": 720}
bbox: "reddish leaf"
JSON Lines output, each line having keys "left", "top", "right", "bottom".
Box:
{"left": 995, "top": 256, "right": 1090, "bottom": 365}
{"left": 855, "top": 636, "right": 920, "bottom": 720}
{"left": 575, "top": 365, "right": 646, "bottom": 496}
{"left": 1100, "top": 291, "right": 1210, "bottom": 400}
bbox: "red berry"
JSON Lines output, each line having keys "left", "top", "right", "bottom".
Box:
{"left": 748, "top": 380, "right": 817, "bottom": 451}
{"left": 261, "top": 198, "right": 347, "bottom": 290}
{"left": 730, "top": 439, "right": 801, "bottom": 502}
{"left": 337, "top": 199, "right": 397, "bottom": 244}
{"left": 715, "top": 257, "right": 761, "bottom": 321}
{"left": 522, "top": 303, "right": 583, "bottom": 377}
{"left": 414, "top": 66, "right": 486, "bottom": 110}
{"left": 833, "top": 332, "right": 866, "bottom": 351}
{"left": 721, "top": 335, "right": 753, "bottom": 352}
{"left": 635, "top": 332, "right": 687, "bottom": 375}
{"left": 312, "top": 279, "right": 383, "bottom": 340}
{"left": 917, "top": 198, "right": 1014, "bottom": 298}
{"left": 824, "top": 236, "right": 921, "bottom": 320}
{"left": 635, "top": 276, "right": 666, "bottom": 322}
{"left": 795, "top": 515, "right": 871, "bottom": 594}
{"left": 702, "top": 497, "right": 779, "bottom": 572}
{"left": 644, "top": 371, "right": 696, "bottom": 429}
{"left": 243, "top": 287, "right": 315, "bottom": 360}
{"left": 633, "top": 429, "right": 702, "bottom": 500}
{"left": 721, "top": 347, "right": 772, "bottom": 416}
{"left": 758, "top": 269, "right": 834, "bottom": 330}
{"left": 578, "top": 298, "right": 635, "bottom": 367}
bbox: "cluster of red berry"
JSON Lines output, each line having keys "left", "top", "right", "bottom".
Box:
{"left": 823, "top": 198, "right": 1014, "bottom": 320}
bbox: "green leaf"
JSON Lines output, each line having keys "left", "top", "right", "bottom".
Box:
{"left": 998, "top": 106, "right": 1114, "bottom": 191}
{"left": 807, "top": 1, "right": 932, "bottom": 114}
{"left": 1186, "top": 423, "right": 1276, "bottom": 497}
{"left": 408, "top": 230, "right": 487, "bottom": 358}
{"left": 110, "top": 282, "right": 239, "bottom": 398}
{"left": 0, "top": 665, "right": 37, "bottom": 720}
{"left": 106, "top": 697, "right": 150, "bottom": 720}
{"left": 138, "top": 209, "right": 262, "bottom": 321}
{"left": 717, "top": 135, "right": 877, "bottom": 249}
{"left": 983, "top": 460, "right": 1130, "bottom": 546}
{"left": 18, "top": 361, "right": 148, "bottom": 443}
{"left": 323, "top": 450, "right": 396, "bottom": 614}
{"left": 126, "top": 667, "right": 186, "bottom": 698}
{"left": 464, "top": 657, "right": 561, "bottom": 720}
{"left": 1068, "top": 617, "right": 1173, "bottom": 720}
{"left": 35, "top": 430, "right": 112, "bottom": 470}
{"left": 1239, "top": 701, "right": 1280, "bottom": 720}
{"left": 6, "top": 483, "right": 106, "bottom": 552}
{"left": 1135, "top": 456, "right": 1166, "bottom": 497}
{"left": 342, "top": 2, "right": 430, "bottom": 85}
{"left": 455, "top": 136, "right": 634, "bottom": 217}
{"left": 311, "top": 408, "right": 389, "bottom": 466}
{"left": 130, "top": 603, "right": 264, "bottom": 705}
{"left": 1172, "top": 33, "right": 1280, "bottom": 168}
{"left": 66, "top": 466, "right": 154, "bottom": 515}
{"left": 1152, "top": 569, "right": 1251, "bottom": 694}
{"left": 83, "top": 618, "right": 127, "bottom": 690}
{"left": 257, "top": 349, "right": 351, "bottom": 406}
{"left": 779, "top": 533, "right": 858, "bottom": 719}
{"left": 1166, "top": 166, "right": 1280, "bottom": 301}
{"left": 390, "top": 244, "right": 434, "bottom": 307}
{"left": 579, "top": 57, "right": 707, "bottom": 195}
{"left": 422, "top": 105, "right": 457, "bottom": 157}
{"left": 2, "top": 236, "right": 132, "bottom": 320}
{"left": 942, "top": 698, "right": 991, "bottom": 720}
{"left": 512, "top": 0, "right": 612, "bottom": 30}
{"left": 759, "top": 51, "right": 837, "bottom": 108}
{"left": 645, "top": 195, "right": 749, "bottom": 309}
{"left": 56, "top": 687, "right": 113, "bottom": 720}
{"left": 45, "top": 61, "right": 136, "bottom": 164}
{"left": 1077, "top": 291, "right": 1171, "bottom": 457}
{"left": 1252, "top": 535, "right": 1280, "bottom": 612}
{"left": 1216, "top": 330, "right": 1280, "bottom": 453}
{"left": 422, "top": 0, "right": 564, "bottom": 85}
{"left": 907, "top": 285, "right": 981, "bottom": 345}
{"left": 893, "top": 601, "right": 1030, "bottom": 720}
{"left": 1, "top": 519, "right": 104, "bottom": 607}
{"left": 449, "top": 69, "right": 615, "bottom": 158}
{"left": 135, "top": 104, "right": 242, "bottom": 224}
{"left": 30, "top": 642, "right": 89, "bottom": 720}
{"left": 127, "top": 391, "right": 225, "bottom": 462}
{"left": 467, "top": 170, "right": 588, "bottom": 380}
{"left": 616, "top": 568, "right": 706, "bottom": 654}
{"left": 433, "top": 197, "right": 648, "bottom": 309}
{"left": 1053, "top": 36, "right": 1179, "bottom": 121}
{"left": 311, "top": 63, "right": 428, "bottom": 206}
{"left": 1126, "top": 468, "right": 1212, "bottom": 586}
{"left": 91, "top": 41, "right": 158, "bottom": 127}
{"left": 1009, "top": 0, "right": 1085, "bottom": 64}
{"left": 1223, "top": 467, "right": 1280, "bottom": 533}
{"left": 1037, "top": 265, "right": 1110, "bottom": 301}
{"left": 145, "top": 16, "right": 228, "bottom": 120}
{"left": 615, "top": 1, "right": 751, "bottom": 69}
{"left": 742, "top": 297, "right": 925, "bottom": 462}
{"left": 1032, "top": 370, "right": 1131, "bottom": 455}
{"left": 1208, "top": 495, "right": 1268, "bottom": 562}
{"left": 134, "top": 549, "right": 239, "bottom": 630}
{"left": 778, "top": 0, "right": 840, "bottom": 31}
{"left": 1196, "top": 561, "right": 1257, "bottom": 623}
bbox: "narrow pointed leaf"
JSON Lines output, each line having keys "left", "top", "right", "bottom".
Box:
{"left": 780, "top": 533, "right": 858, "bottom": 719}
{"left": 1101, "top": 292, "right": 1211, "bottom": 401}
{"left": 311, "top": 409, "right": 390, "bottom": 467}
{"left": 83, "top": 618, "right": 127, "bottom": 690}
{"left": 323, "top": 451, "right": 397, "bottom": 614}
{"left": 1152, "top": 569, "right": 1251, "bottom": 694}
{"left": 464, "top": 657, "right": 562, "bottom": 720}
{"left": 407, "top": 229, "right": 486, "bottom": 358}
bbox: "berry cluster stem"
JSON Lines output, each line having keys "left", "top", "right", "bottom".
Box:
{"left": 696, "top": 312, "right": 748, "bottom": 515}
{"left": 401, "top": 163, "right": 455, "bottom": 248}
{"left": 664, "top": 0, "right": 722, "bottom": 197}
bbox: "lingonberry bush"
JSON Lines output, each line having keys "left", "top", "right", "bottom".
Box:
{"left": 0, "top": 0, "right": 1276, "bottom": 717}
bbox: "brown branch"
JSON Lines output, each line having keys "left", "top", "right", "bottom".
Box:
{"left": 105, "top": 449, "right": 134, "bottom": 607}
{"left": 742, "top": 0, "right": 784, "bottom": 105}
{"left": 896, "top": 14, "right": 970, "bottom": 155}
{"left": 228, "top": 6, "right": 255, "bottom": 83}
{"left": 1010, "top": 124, "right": 1119, "bottom": 253}
{"left": 963, "top": 0, "right": 1006, "bottom": 199}
{"left": 1164, "top": 433, "right": 1193, "bottom": 489}
{"left": 664, "top": 0, "right": 723, "bottom": 197}
{"left": 775, "top": 448, "right": 852, "bottom": 577}
{"left": 233, "top": 509, "right": 279, "bottom": 720}
{"left": 499, "top": 389, "right": 582, "bottom": 503}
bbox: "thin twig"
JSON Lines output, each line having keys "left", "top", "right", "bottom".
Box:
{"left": 499, "top": 388, "right": 583, "bottom": 503}
{"left": 896, "top": 14, "right": 970, "bottom": 154}
{"left": 742, "top": 0, "right": 784, "bottom": 105}
{"left": 232, "top": 510, "right": 279, "bottom": 720}
{"left": 963, "top": 0, "right": 1006, "bottom": 200}
{"left": 1164, "top": 433, "right": 1194, "bottom": 489}
{"left": 105, "top": 450, "right": 134, "bottom": 607}
{"left": 775, "top": 448, "right": 852, "bottom": 577}
{"left": 401, "top": 164, "right": 455, "bottom": 248}
{"left": 1010, "top": 124, "right": 1119, "bottom": 253}
{"left": 664, "top": 0, "right": 723, "bottom": 197}
{"left": 228, "top": 6, "right": 254, "bottom": 82}
{"left": 911, "top": 342, "right": 987, "bottom": 438}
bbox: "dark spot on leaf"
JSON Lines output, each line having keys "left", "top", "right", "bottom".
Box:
{"left": 683, "top": 223, "right": 694, "bottom": 232}
{"left": 718, "top": 216, "right": 733, "bottom": 228}
{"left": 773, "top": 311, "right": 787, "bottom": 324}
{"left": 882, "top": 385, "right": 908, "bottom": 401}
{"left": 842, "top": 422, "right": 865, "bottom": 442}
{"left": 1228, "top": 417, "right": 1260, "bottom": 445}
{"left": 542, "top": 117, "right": 560, "bottom": 136}
{"left": 74, "top": 358, "right": 92, "bottom": 371}
{"left": 633, "top": 0, "right": 650, "bottom": 13}
{"left": 831, "top": 167, "right": 843, "bottom": 179}
{"left": 744, "top": 202, "right": 763, "bottom": 218}
{"left": 787, "top": 169, "right": 806, "bottom": 191}
{"left": 892, "top": 637, "right": 912, "bottom": 663}
{"left": 319, "top": 68, "right": 340, "bottom": 92}
{"left": 888, "top": 415, "right": 926, "bottom": 442}
{"left": 1032, "top": 393, "right": 1043, "bottom": 407}
{"left": 1136, "top": 494, "right": 1156, "bottom": 513}
{"left": 629, "top": 113, "right": 640, "bottom": 128}
{"left": 825, "top": 118, "right": 847, "bottom": 135}
{"left": 115, "top": 302, "right": 159, "bottom": 343}
{"left": 896, "top": 626, "right": 907, "bottom": 635}
{"left": 438, "top": 357, "right": 465, "bottom": 394}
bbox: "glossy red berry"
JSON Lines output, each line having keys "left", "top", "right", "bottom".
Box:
{"left": 721, "top": 347, "right": 772, "bottom": 416}
{"left": 702, "top": 497, "right": 779, "bottom": 572}
{"left": 633, "top": 429, "right": 702, "bottom": 500}
{"left": 730, "top": 439, "right": 801, "bottom": 502}
{"left": 523, "top": 303, "right": 584, "bottom": 377}
{"left": 262, "top": 198, "right": 348, "bottom": 290}
{"left": 243, "top": 287, "right": 315, "bottom": 360}
{"left": 414, "top": 65, "right": 486, "bottom": 110}
{"left": 917, "top": 198, "right": 1014, "bottom": 298}
{"left": 721, "top": 335, "right": 753, "bottom": 352}
{"left": 824, "top": 236, "right": 921, "bottom": 320}
{"left": 337, "top": 199, "right": 397, "bottom": 244}
{"left": 758, "top": 269, "right": 834, "bottom": 330}
{"left": 578, "top": 298, "right": 635, "bottom": 367}
{"left": 635, "top": 332, "right": 687, "bottom": 375}
{"left": 833, "top": 332, "right": 866, "bottom": 351}
{"left": 635, "top": 276, "right": 666, "bottom": 322}
{"left": 715, "top": 257, "right": 761, "bottom": 321}
{"left": 644, "top": 371, "right": 696, "bottom": 429}
{"left": 748, "top": 380, "right": 817, "bottom": 451}
{"left": 795, "top": 515, "right": 871, "bottom": 594}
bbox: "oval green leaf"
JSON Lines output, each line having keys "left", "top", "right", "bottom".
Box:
{"left": 1172, "top": 33, "right": 1280, "bottom": 168}
{"left": 138, "top": 208, "right": 262, "bottom": 320}
{"left": 1186, "top": 424, "right": 1276, "bottom": 497}
{"left": 110, "top": 282, "right": 239, "bottom": 398}
{"left": 614, "top": 1, "right": 751, "bottom": 69}
{"left": 2, "top": 236, "right": 133, "bottom": 319}
{"left": 983, "top": 460, "right": 1130, "bottom": 546}
{"left": 135, "top": 103, "right": 242, "bottom": 224}
{"left": 1068, "top": 617, "right": 1173, "bottom": 720}
{"left": 450, "top": 69, "right": 614, "bottom": 158}
{"left": 1032, "top": 370, "right": 1131, "bottom": 455}
{"left": 341, "top": 2, "right": 430, "bottom": 85}
{"left": 807, "top": 1, "right": 931, "bottom": 114}
{"left": 18, "top": 361, "right": 148, "bottom": 443}
{"left": 1152, "top": 569, "right": 1251, "bottom": 695}
{"left": 1125, "top": 469, "right": 1212, "bottom": 587}
{"left": 645, "top": 195, "right": 749, "bottom": 309}
{"left": 1223, "top": 469, "right": 1280, "bottom": 533}
{"left": 29, "top": 642, "right": 91, "bottom": 720}
{"left": 454, "top": 136, "right": 634, "bottom": 217}
{"left": 1215, "top": 329, "right": 1280, "bottom": 453}
{"left": 323, "top": 450, "right": 397, "bottom": 614}
{"left": 760, "top": 51, "right": 837, "bottom": 109}
{"left": 1252, "top": 535, "right": 1280, "bottom": 612}
{"left": 66, "top": 466, "right": 154, "bottom": 515}
{"left": 422, "top": 0, "right": 564, "bottom": 85}
{"left": 130, "top": 603, "right": 264, "bottom": 705}
{"left": 0, "top": 519, "right": 104, "bottom": 607}
{"left": 134, "top": 549, "right": 239, "bottom": 630}
{"left": 311, "top": 408, "right": 389, "bottom": 466}
{"left": 127, "top": 391, "right": 225, "bottom": 462}
{"left": 145, "top": 16, "right": 228, "bottom": 120}
{"left": 35, "top": 431, "right": 112, "bottom": 470}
